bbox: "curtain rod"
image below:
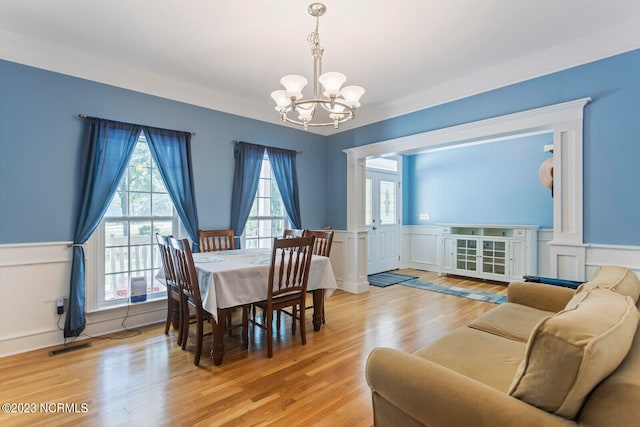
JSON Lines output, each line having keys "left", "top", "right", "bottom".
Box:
{"left": 233, "top": 140, "right": 302, "bottom": 154}
{"left": 78, "top": 114, "right": 196, "bottom": 136}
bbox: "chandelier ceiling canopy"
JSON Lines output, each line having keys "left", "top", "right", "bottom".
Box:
{"left": 271, "top": 2, "right": 365, "bottom": 130}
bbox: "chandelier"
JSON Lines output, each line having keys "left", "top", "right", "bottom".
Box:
{"left": 271, "top": 3, "right": 365, "bottom": 130}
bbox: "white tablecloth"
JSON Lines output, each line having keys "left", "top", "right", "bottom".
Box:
{"left": 192, "top": 248, "right": 338, "bottom": 321}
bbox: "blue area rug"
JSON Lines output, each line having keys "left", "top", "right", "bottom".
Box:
{"left": 400, "top": 279, "right": 507, "bottom": 304}
{"left": 368, "top": 272, "right": 419, "bottom": 288}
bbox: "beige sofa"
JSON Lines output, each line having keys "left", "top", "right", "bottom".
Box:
{"left": 366, "top": 266, "right": 640, "bottom": 427}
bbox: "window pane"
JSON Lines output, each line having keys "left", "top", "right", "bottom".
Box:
{"left": 130, "top": 192, "right": 151, "bottom": 216}
{"left": 260, "top": 178, "right": 271, "bottom": 197}
{"left": 379, "top": 180, "right": 396, "bottom": 225}
{"left": 130, "top": 221, "right": 153, "bottom": 245}
{"left": 245, "top": 239, "right": 258, "bottom": 249}
{"left": 130, "top": 244, "right": 153, "bottom": 271}
{"left": 272, "top": 219, "right": 285, "bottom": 238}
{"left": 258, "top": 238, "right": 271, "bottom": 248}
{"left": 153, "top": 220, "right": 173, "bottom": 236}
{"left": 105, "top": 221, "right": 127, "bottom": 246}
{"left": 151, "top": 168, "right": 167, "bottom": 193}
{"left": 245, "top": 220, "right": 258, "bottom": 238}
{"left": 129, "top": 165, "right": 151, "bottom": 192}
{"left": 249, "top": 200, "right": 258, "bottom": 217}
{"left": 259, "top": 219, "right": 272, "bottom": 237}
{"left": 260, "top": 159, "right": 271, "bottom": 178}
{"left": 105, "top": 273, "right": 129, "bottom": 300}
{"left": 105, "top": 246, "right": 128, "bottom": 274}
{"left": 258, "top": 197, "right": 271, "bottom": 216}
{"left": 152, "top": 193, "right": 173, "bottom": 217}
{"left": 106, "top": 192, "right": 126, "bottom": 216}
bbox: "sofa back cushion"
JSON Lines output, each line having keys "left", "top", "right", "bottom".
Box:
{"left": 577, "top": 265, "right": 640, "bottom": 303}
{"left": 508, "top": 288, "right": 639, "bottom": 419}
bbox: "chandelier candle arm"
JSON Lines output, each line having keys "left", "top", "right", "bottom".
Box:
{"left": 271, "top": 2, "right": 364, "bottom": 129}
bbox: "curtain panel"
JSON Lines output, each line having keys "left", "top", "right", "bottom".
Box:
{"left": 144, "top": 126, "right": 200, "bottom": 250}
{"left": 230, "top": 142, "right": 265, "bottom": 248}
{"left": 266, "top": 146, "right": 302, "bottom": 230}
{"left": 65, "top": 119, "right": 142, "bottom": 338}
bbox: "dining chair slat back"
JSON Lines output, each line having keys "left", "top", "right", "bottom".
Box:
{"left": 199, "top": 229, "right": 235, "bottom": 252}
{"left": 302, "top": 229, "right": 334, "bottom": 257}
{"left": 283, "top": 228, "right": 303, "bottom": 238}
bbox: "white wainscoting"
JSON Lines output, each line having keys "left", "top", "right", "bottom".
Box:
{"left": 0, "top": 241, "right": 165, "bottom": 357}
{"left": 399, "top": 226, "right": 640, "bottom": 283}
{"left": 401, "top": 226, "right": 440, "bottom": 271}
{"left": 3, "top": 234, "right": 639, "bottom": 356}
{"left": 328, "top": 230, "right": 369, "bottom": 294}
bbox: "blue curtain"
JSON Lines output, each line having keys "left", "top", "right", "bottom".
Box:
{"left": 230, "top": 142, "right": 265, "bottom": 248}
{"left": 65, "top": 119, "right": 142, "bottom": 338}
{"left": 144, "top": 126, "right": 200, "bottom": 251}
{"left": 266, "top": 146, "right": 302, "bottom": 229}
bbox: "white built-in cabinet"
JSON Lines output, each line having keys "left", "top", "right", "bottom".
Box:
{"left": 437, "top": 224, "right": 537, "bottom": 282}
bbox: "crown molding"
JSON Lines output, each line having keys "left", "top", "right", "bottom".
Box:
{"left": 1, "top": 20, "right": 639, "bottom": 137}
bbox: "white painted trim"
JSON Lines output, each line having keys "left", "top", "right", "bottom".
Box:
{"left": 344, "top": 98, "right": 590, "bottom": 282}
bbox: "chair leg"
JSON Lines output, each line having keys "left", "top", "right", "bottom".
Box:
{"left": 292, "top": 306, "right": 297, "bottom": 335}
{"left": 266, "top": 309, "right": 273, "bottom": 358}
{"left": 241, "top": 305, "right": 250, "bottom": 350}
{"left": 181, "top": 303, "right": 190, "bottom": 350}
{"left": 164, "top": 297, "right": 172, "bottom": 335}
{"left": 299, "top": 304, "right": 307, "bottom": 346}
{"left": 276, "top": 309, "right": 281, "bottom": 330}
{"left": 194, "top": 312, "right": 203, "bottom": 366}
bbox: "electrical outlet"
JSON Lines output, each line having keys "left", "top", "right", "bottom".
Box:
{"left": 56, "top": 296, "right": 64, "bottom": 315}
{"left": 419, "top": 213, "right": 430, "bottom": 221}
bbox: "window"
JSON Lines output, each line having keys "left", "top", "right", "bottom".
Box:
{"left": 244, "top": 155, "right": 288, "bottom": 248}
{"left": 89, "top": 135, "right": 182, "bottom": 309}
{"left": 379, "top": 180, "right": 397, "bottom": 225}
{"left": 365, "top": 178, "right": 372, "bottom": 226}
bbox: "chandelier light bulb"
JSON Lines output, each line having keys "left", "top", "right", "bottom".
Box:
{"left": 319, "top": 72, "right": 346, "bottom": 97}
{"left": 280, "top": 75, "right": 308, "bottom": 99}
{"left": 271, "top": 90, "right": 290, "bottom": 110}
{"left": 340, "top": 86, "right": 365, "bottom": 108}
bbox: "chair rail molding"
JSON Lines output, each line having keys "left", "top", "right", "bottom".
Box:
{"left": 344, "top": 98, "right": 592, "bottom": 282}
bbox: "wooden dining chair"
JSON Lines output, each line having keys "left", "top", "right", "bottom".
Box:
{"left": 301, "top": 229, "right": 334, "bottom": 324}
{"left": 198, "top": 229, "right": 236, "bottom": 335}
{"left": 156, "top": 233, "right": 184, "bottom": 346}
{"left": 283, "top": 228, "right": 303, "bottom": 238}
{"left": 243, "top": 236, "right": 315, "bottom": 358}
{"left": 276, "top": 229, "right": 335, "bottom": 328}
{"left": 199, "top": 229, "right": 235, "bottom": 252}
{"left": 169, "top": 236, "right": 214, "bottom": 366}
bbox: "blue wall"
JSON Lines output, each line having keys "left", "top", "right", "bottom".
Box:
{"left": 403, "top": 133, "right": 553, "bottom": 227}
{"left": 327, "top": 49, "right": 640, "bottom": 246}
{"left": 0, "top": 59, "right": 328, "bottom": 244}
{"left": 3, "top": 48, "right": 640, "bottom": 246}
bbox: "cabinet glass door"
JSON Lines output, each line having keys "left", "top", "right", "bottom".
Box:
{"left": 456, "top": 239, "right": 477, "bottom": 272}
{"left": 482, "top": 240, "right": 506, "bottom": 275}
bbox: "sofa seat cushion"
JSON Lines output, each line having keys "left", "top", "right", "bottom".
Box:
{"left": 414, "top": 327, "right": 526, "bottom": 392}
{"left": 468, "top": 302, "right": 555, "bottom": 342}
{"left": 509, "top": 288, "right": 639, "bottom": 419}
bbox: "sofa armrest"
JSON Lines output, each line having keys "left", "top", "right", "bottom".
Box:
{"left": 507, "top": 281, "right": 575, "bottom": 312}
{"left": 365, "top": 347, "right": 575, "bottom": 427}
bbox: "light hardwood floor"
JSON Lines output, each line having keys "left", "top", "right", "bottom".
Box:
{"left": 0, "top": 270, "right": 507, "bottom": 427}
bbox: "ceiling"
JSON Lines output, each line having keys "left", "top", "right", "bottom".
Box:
{"left": 1, "top": 0, "right": 639, "bottom": 135}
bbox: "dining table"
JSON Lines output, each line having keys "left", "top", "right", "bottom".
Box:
{"left": 190, "top": 247, "right": 339, "bottom": 365}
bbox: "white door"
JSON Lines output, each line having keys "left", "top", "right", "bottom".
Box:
{"left": 366, "top": 169, "right": 400, "bottom": 274}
